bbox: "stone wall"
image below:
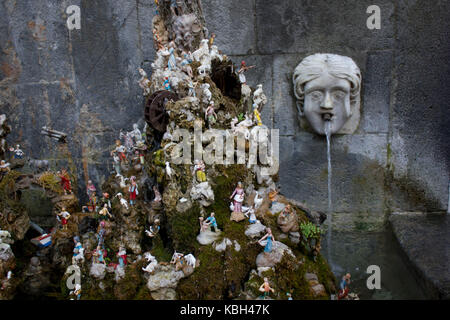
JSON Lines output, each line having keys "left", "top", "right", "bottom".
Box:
{"left": 1, "top": 0, "right": 449, "bottom": 222}
{"left": 204, "top": 0, "right": 450, "bottom": 229}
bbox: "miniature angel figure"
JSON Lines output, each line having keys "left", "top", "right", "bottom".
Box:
{"left": 205, "top": 101, "right": 217, "bottom": 128}
{"left": 58, "top": 168, "right": 72, "bottom": 195}
{"left": 230, "top": 182, "right": 245, "bottom": 221}
{"left": 193, "top": 159, "right": 207, "bottom": 182}
{"left": 58, "top": 207, "right": 71, "bottom": 231}
{"left": 253, "top": 103, "right": 263, "bottom": 126}
{"left": 10, "top": 144, "right": 24, "bottom": 159}
{"left": 93, "top": 245, "right": 106, "bottom": 265}
{"left": 259, "top": 277, "right": 275, "bottom": 299}
{"left": 98, "top": 204, "right": 113, "bottom": 220}
{"left": 138, "top": 68, "right": 151, "bottom": 96}
{"left": 117, "top": 246, "right": 127, "bottom": 268}
{"left": 258, "top": 228, "right": 275, "bottom": 254}
{"left": 199, "top": 216, "right": 208, "bottom": 233}
{"left": 128, "top": 176, "right": 139, "bottom": 206}
{"left": 145, "top": 219, "right": 160, "bottom": 238}
{"left": 112, "top": 139, "right": 127, "bottom": 164}
{"left": 237, "top": 61, "right": 255, "bottom": 84}
{"left": 205, "top": 212, "right": 219, "bottom": 232}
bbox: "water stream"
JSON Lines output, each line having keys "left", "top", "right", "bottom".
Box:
{"left": 324, "top": 121, "right": 333, "bottom": 266}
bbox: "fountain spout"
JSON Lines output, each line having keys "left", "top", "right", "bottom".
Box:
{"left": 322, "top": 113, "right": 333, "bottom": 122}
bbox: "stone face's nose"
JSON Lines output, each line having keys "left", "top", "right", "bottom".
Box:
{"left": 321, "top": 92, "right": 333, "bottom": 110}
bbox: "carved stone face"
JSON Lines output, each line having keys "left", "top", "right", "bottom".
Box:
{"left": 303, "top": 73, "right": 351, "bottom": 135}
{"left": 293, "top": 54, "right": 361, "bottom": 135}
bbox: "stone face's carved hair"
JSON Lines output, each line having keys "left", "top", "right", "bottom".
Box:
{"left": 293, "top": 53, "right": 361, "bottom": 112}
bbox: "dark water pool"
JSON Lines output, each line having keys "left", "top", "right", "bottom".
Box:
{"left": 321, "top": 226, "right": 426, "bottom": 299}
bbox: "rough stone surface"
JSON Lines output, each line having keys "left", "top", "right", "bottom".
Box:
{"left": 1, "top": 0, "right": 448, "bottom": 227}
{"left": 244, "top": 221, "right": 266, "bottom": 239}
{"left": 146, "top": 265, "right": 185, "bottom": 291}
{"left": 197, "top": 229, "right": 221, "bottom": 245}
{"left": 90, "top": 263, "right": 107, "bottom": 279}
{"left": 255, "top": 241, "right": 294, "bottom": 268}
{"left": 390, "top": 213, "right": 450, "bottom": 299}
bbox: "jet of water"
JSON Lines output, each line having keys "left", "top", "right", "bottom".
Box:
{"left": 324, "top": 121, "right": 333, "bottom": 267}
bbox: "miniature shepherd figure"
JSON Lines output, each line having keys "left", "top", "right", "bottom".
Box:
{"left": 259, "top": 277, "right": 275, "bottom": 299}
{"left": 58, "top": 207, "right": 71, "bottom": 231}
{"left": 338, "top": 273, "right": 351, "bottom": 300}
{"left": 58, "top": 168, "right": 72, "bottom": 195}
{"left": 205, "top": 212, "right": 219, "bottom": 232}
{"left": 128, "top": 176, "right": 139, "bottom": 206}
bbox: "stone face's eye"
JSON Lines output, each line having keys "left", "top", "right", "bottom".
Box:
{"left": 332, "top": 90, "right": 346, "bottom": 100}
{"left": 309, "top": 91, "right": 323, "bottom": 101}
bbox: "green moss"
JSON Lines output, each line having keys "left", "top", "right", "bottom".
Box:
{"left": 167, "top": 203, "right": 201, "bottom": 253}
{"left": 134, "top": 285, "right": 153, "bottom": 300}
{"left": 151, "top": 234, "right": 172, "bottom": 262}
{"left": 37, "top": 171, "right": 64, "bottom": 195}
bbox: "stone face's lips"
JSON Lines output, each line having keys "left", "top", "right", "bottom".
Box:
{"left": 322, "top": 113, "right": 332, "bottom": 121}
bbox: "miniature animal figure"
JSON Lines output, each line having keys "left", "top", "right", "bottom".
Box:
{"left": 230, "top": 117, "right": 251, "bottom": 140}
{"left": 165, "top": 161, "right": 173, "bottom": 178}
{"left": 116, "top": 174, "right": 129, "bottom": 189}
{"left": 0, "top": 230, "right": 12, "bottom": 242}
{"left": 253, "top": 191, "right": 263, "bottom": 209}
{"left": 27, "top": 157, "right": 49, "bottom": 173}
{"left": 192, "top": 39, "right": 211, "bottom": 77}
{"left": 201, "top": 83, "right": 212, "bottom": 104}
{"left": 183, "top": 253, "right": 196, "bottom": 268}
{"left": 210, "top": 45, "right": 223, "bottom": 62}
{"left": 115, "top": 193, "right": 129, "bottom": 210}
{"left": 0, "top": 243, "right": 11, "bottom": 255}
{"left": 142, "top": 252, "right": 158, "bottom": 273}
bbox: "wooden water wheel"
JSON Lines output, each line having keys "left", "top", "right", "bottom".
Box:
{"left": 144, "top": 90, "right": 178, "bottom": 132}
